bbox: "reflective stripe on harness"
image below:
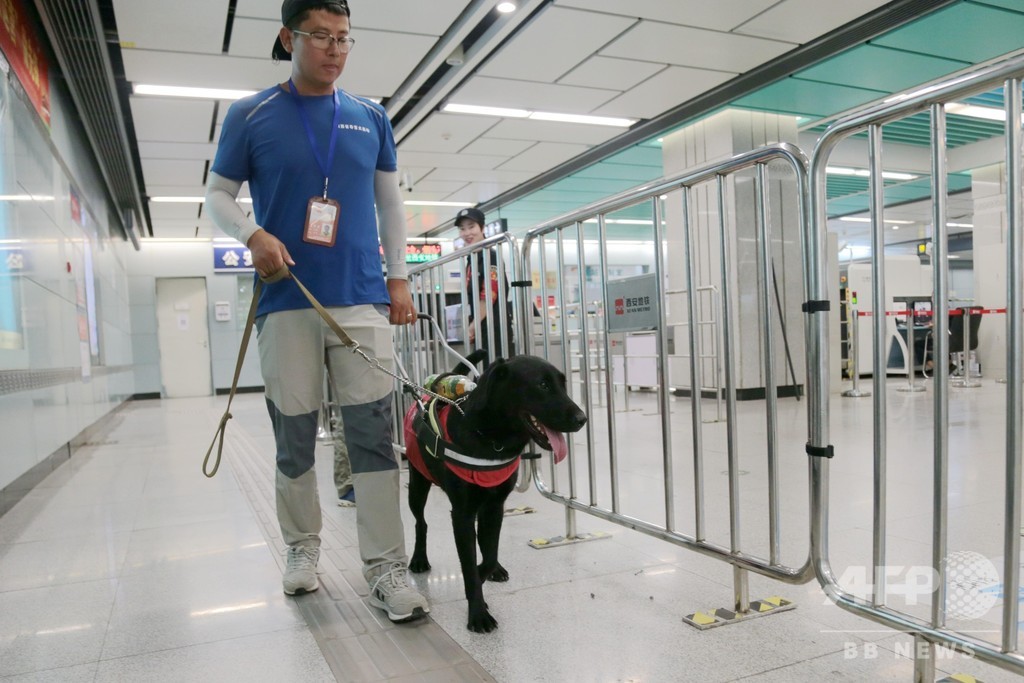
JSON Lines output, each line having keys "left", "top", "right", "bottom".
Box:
{"left": 413, "top": 399, "right": 520, "bottom": 471}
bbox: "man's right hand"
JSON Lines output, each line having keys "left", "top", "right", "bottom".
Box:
{"left": 247, "top": 229, "right": 295, "bottom": 279}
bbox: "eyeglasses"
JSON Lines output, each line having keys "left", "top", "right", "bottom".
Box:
{"left": 291, "top": 29, "right": 356, "bottom": 52}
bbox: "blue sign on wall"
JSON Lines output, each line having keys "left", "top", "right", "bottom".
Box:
{"left": 213, "top": 245, "right": 254, "bottom": 272}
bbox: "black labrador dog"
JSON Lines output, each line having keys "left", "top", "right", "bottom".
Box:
{"left": 403, "top": 354, "right": 587, "bottom": 632}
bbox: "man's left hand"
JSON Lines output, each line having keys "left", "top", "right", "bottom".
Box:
{"left": 386, "top": 279, "right": 417, "bottom": 326}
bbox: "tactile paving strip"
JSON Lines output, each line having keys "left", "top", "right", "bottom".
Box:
{"left": 223, "top": 420, "right": 495, "bottom": 682}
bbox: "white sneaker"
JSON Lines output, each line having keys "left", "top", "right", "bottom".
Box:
{"left": 368, "top": 562, "right": 429, "bottom": 623}
{"left": 283, "top": 546, "right": 319, "bottom": 595}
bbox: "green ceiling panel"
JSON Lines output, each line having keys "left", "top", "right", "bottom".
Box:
{"left": 872, "top": 4, "right": 1024, "bottom": 64}
{"left": 571, "top": 164, "right": 661, "bottom": 182}
{"left": 969, "top": 0, "right": 1024, "bottom": 13}
{"left": 732, "top": 77, "right": 885, "bottom": 118}
{"left": 602, "top": 146, "right": 663, "bottom": 168}
{"left": 797, "top": 44, "right": 969, "bottom": 94}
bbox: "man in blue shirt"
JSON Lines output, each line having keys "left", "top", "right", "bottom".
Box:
{"left": 205, "top": 0, "right": 428, "bottom": 624}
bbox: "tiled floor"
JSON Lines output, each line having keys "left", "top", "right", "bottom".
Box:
{"left": 0, "top": 378, "right": 1022, "bottom": 682}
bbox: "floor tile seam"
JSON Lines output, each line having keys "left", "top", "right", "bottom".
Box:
{"left": 92, "top": 623, "right": 313, "bottom": 666}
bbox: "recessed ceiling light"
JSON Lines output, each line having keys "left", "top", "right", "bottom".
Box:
{"left": 826, "top": 166, "right": 917, "bottom": 181}
{"left": 529, "top": 111, "right": 635, "bottom": 127}
{"left": 497, "top": 2, "right": 517, "bottom": 13}
{"left": 403, "top": 200, "right": 475, "bottom": 207}
{"left": 944, "top": 102, "right": 1005, "bottom": 122}
{"left": 134, "top": 84, "right": 257, "bottom": 100}
{"left": 150, "top": 196, "right": 252, "bottom": 203}
{"left": 443, "top": 102, "right": 635, "bottom": 127}
{"left": 838, "top": 216, "right": 914, "bottom": 225}
{"left": 443, "top": 103, "right": 530, "bottom": 118}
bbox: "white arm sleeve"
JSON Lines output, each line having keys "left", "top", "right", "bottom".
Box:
{"left": 376, "top": 169, "right": 408, "bottom": 279}
{"left": 205, "top": 172, "right": 262, "bottom": 245}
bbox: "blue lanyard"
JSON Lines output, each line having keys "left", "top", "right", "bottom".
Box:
{"left": 287, "top": 79, "right": 342, "bottom": 198}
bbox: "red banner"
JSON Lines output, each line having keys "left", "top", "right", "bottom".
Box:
{"left": 0, "top": 0, "right": 50, "bottom": 127}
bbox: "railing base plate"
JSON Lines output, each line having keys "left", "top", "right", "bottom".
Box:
{"left": 528, "top": 531, "right": 611, "bottom": 549}
{"left": 683, "top": 596, "right": 795, "bottom": 630}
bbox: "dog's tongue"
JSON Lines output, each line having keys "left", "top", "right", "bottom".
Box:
{"left": 541, "top": 425, "right": 568, "bottom": 463}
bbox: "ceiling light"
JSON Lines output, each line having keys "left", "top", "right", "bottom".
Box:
{"left": 497, "top": 2, "right": 517, "bottom": 12}
{"left": 947, "top": 222, "right": 973, "bottom": 228}
{"left": 529, "top": 112, "right": 635, "bottom": 127}
{"left": 403, "top": 200, "right": 474, "bottom": 207}
{"left": 944, "top": 102, "right": 1005, "bottom": 122}
{"left": 443, "top": 103, "right": 530, "bottom": 118}
{"left": 134, "top": 84, "right": 257, "bottom": 100}
{"left": 826, "top": 166, "right": 917, "bottom": 181}
{"left": 838, "top": 216, "right": 914, "bottom": 225}
{"left": 150, "top": 196, "right": 252, "bottom": 203}
{"left": 443, "top": 103, "right": 635, "bottom": 127}
{"left": 0, "top": 194, "right": 54, "bottom": 201}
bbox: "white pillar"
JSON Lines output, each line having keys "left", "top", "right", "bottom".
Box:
{"left": 662, "top": 109, "right": 805, "bottom": 397}
{"left": 972, "top": 163, "right": 1008, "bottom": 379}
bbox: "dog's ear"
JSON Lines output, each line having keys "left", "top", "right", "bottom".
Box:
{"left": 463, "top": 358, "right": 507, "bottom": 417}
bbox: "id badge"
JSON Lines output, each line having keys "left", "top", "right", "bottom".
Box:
{"left": 303, "top": 197, "right": 340, "bottom": 247}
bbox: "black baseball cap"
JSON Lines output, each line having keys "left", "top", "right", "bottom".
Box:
{"left": 271, "top": 1, "right": 350, "bottom": 61}
{"left": 455, "top": 207, "right": 485, "bottom": 227}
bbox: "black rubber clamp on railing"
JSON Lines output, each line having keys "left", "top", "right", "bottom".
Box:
{"left": 806, "top": 443, "right": 835, "bottom": 459}
{"left": 802, "top": 300, "right": 831, "bottom": 313}
{"left": 510, "top": 280, "right": 532, "bottom": 288}
{"left": 521, "top": 451, "right": 542, "bottom": 460}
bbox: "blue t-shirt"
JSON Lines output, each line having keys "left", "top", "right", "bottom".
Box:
{"left": 211, "top": 84, "right": 397, "bottom": 316}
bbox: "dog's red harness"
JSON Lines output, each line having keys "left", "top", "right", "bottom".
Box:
{"left": 404, "top": 401, "right": 520, "bottom": 488}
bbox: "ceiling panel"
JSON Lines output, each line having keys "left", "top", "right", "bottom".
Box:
{"left": 553, "top": 0, "right": 780, "bottom": 32}
{"left": 398, "top": 113, "right": 500, "bottom": 154}
{"left": 482, "top": 119, "right": 621, "bottom": 145}
{"left": 423, "top": 168, "right": 535, "bottom": 184}
{"left": 797, "top": 45, "right": 970, "bottom": 94}
{"left": 479, "top": 7, "right": 635, "bottom": 82}
{"left": 140, "top": 159, "right": 207, "bottom": 187}
{"left": 601, "top": 21, "right": 796, "bottom": 73}
{"left": 593, "top": 66, "right": 735, "bottom": 120}
{"left": 560, "top": 56, "right": 665, "bottom": 91}
{"left": 732, "top": 78, "right": 886, "bottom": 118}
{"left": 498, "top": 142, "right": 591, "bottom": 172}
{"left": 147, "top": 202, "right": 203, "bottom": 220}
{"left": 458, "top": 138, "right": 536, "bottom": 156}
{"left": 113, "top": 0, "right": 230, "bottom": 54}
{"left": 735, "top": 0, "right": 894, "bottom": 43}
{"left": 136, "top": 141, "right": 217, "bottom": 161}
{"left": 122, "top": 49, "right": 287, "bottom": 90}
{"left": 451, "top": 76, "right": 617, "bottom": 112}
{"left": 872, "top": 3, "right": 1024, "bottom": 63}
{"left": 130, "top": 98, "right": 216, "bottom": 144}
{"left": 397, "top": 151, "right": 506, "bottom": 170}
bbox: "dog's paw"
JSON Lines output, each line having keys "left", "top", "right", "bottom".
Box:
{"left": 485, "top": 563, "right": 509, "bottom": 582}
{"left": 467, "top": 609, "right": 498, "bottom": 633}
{"left": 409, "top": 556, "right": 431, "bottom": 573}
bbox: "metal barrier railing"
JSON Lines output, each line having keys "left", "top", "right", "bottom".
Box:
{"left": 392, "top": 233, "right": 522, "bottom": 451}
{"left": 518, "top": 143, "right": 815, "bottom": 622}
{"left": 807, "top": 52, "right": 1024, "bottom": 677}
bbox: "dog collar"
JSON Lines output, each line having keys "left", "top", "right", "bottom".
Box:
{"left": 416, "top": 400, "right": 520, "bottom": 471}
